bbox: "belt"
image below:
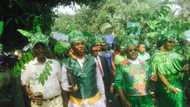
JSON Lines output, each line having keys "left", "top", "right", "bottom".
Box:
{"left": 43, "top": 95, "right": 60, "bottom": 101}
{"left": 31, "top": 95, "right": 60, "bottom": 102}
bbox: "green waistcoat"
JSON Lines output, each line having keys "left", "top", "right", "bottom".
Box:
{"left": 67, "top": 55, "right": 98, "bottom": 99}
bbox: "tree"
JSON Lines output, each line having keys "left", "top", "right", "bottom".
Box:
{"left": 0, "top": 0, "right": 101, "bottom": 51}
{"left": 53, "top": 0, "right": 190, "bottom": 53}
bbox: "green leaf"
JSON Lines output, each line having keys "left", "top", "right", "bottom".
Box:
{"left": 0, "top": 21, "right": 4, "bottom": 37}
{"left": 17, "top": 29, "right": 32, "bottom": 38}
{"left": 37, "top": 61, "right": 52, "bottom": 85}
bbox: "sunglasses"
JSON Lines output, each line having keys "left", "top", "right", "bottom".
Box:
{"left": 128, "top": 48, "right": 138, "bottom": 52}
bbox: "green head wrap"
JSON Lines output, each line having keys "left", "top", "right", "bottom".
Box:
{"left": 87, "top": 35, "right": 105, "bottom": 51}
{"left": 53, "top": 41, "right": 70, "bottom": 55}
{"left": 114, "top": 35, "right": 138, "bottom": 52}
{"left": 92, "top": 35, "right": 105, "bottom": 46}
{"left": 69, "top": 31, "right": 86, "bottom": 45}
{"left": 158, "top": 31, "right": 177, "bottom": 47}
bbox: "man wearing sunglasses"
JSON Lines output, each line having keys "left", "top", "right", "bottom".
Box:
{"left": 114, "top": 43, "right": 154, "bottom": 107}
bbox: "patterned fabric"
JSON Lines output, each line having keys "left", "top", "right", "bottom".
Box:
{"left": 31, "top": 95, "right": 63, "bottom": 107}
{"left": 150, "top": 51, "right": 184, "bottom": 107}
{"left": 151, "top": 51, "right": 183, "bottom": 75}
{"left": 114, "top": 59, "right": 150, "bottom": 96}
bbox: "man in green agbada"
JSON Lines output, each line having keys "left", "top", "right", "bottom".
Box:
{"left": 65, "top": 31, "right": 106, "bottom": 107}
{"left": 150, "top": 37, "right": 184, "bottom": 107}
{"left": 114, "top": 42, "right": 154, "bottom": 107}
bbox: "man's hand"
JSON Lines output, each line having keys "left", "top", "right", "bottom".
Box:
{"left": 69, "top": 84, "right": 79, "bottom": 92}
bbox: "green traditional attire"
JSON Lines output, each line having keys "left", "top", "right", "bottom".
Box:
{"left": 151, "top": 51, "right": 184, "bottom": 107}
{"left": 67, "top": 55, "right": 99, "bottom": 99}
{"left": 66, "top": 31, "right": 106, "bottom": 107}
{"left": 66, "top": 55, "right": 106, "bottom": 107}
{"left": 114, "top": 58, "right": 154, "bottom": 107}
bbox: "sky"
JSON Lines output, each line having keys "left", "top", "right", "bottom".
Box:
{"left": 52, "top": 0, "right": 182, "bottom": 16}
{"left": 53, "top": 3, "right": 80, "bottom": 15}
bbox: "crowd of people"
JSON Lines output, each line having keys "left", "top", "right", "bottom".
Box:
{"left": 0, "top": 30, "right": 190, "bottom": 107}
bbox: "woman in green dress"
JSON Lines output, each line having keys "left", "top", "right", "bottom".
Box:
{"left": 150, "top": 37, "right": 184, "bottom": 107}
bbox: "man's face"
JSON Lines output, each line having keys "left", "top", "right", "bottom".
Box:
{"left": 72, "top": 42, "right": 85, "bottom": 56}
{"left": 138, "top": 44, "right": 146, "bottom": 53}
{"left": 91, "top": 44, "right": 102, "bottom": 56}
{"left": 127, "top": 45, "right": 138, "bottom": 60}
{"left": 164, "top": 40, "right": 175, "bottom": 51}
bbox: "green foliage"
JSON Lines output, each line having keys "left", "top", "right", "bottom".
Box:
{"left": 53, "top": 0, "right": 190, "bottom": 52}
{"left": 11, "top": 51, "right": 33, "bottom": 77}
{"left": 0, "top": 21, "right": 4, "bottom": 37}
{"left": 37, "top": 60, "right": 52, "bottom": 85}
{"left": 17, "top": 28, "right": 49, "bottom": 46}
{"left": 53, "top": 41, "right": 70, "bottom": 55}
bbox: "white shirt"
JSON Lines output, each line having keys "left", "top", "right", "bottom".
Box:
{"left": 138, "top": 52, "right": 150, "bottom": 62}
{"left": 77, "top": 57, "right": 85, "bottom": 69}
{"left": 95, "top": 56, "right": 104, "bottom": 76}
{"left": 21, "top": 58, "right": 62, "bottom": 99}
{"left": 128, "top": 58, "right": 142, "bottom": 64}
{"left": 61, "top": 64, "right": 71, "bottom": 91}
